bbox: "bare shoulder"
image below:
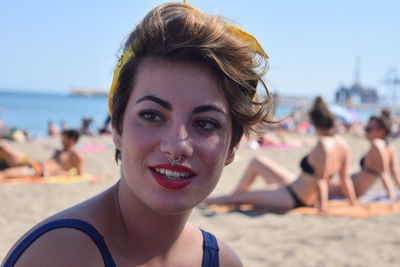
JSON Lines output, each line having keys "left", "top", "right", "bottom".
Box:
{"left": 217, "top": 239, "right": 243, "bottom": 267}
{"left": 334, "top": 135, "right": 349, "bottom": 148}
{"left": 3, "top": 225, "right": 104, "bottom": 267}
{"left": 3, "top": 188, "right": 115, "bottom": 266}
{"left": 371, "top": 138, "right": 386, "bottom": 149}
{"left": 313, "top": 139, "right": 326, "bottom": 153}
{"left": 370, "top": 139, "right": 386, "bottom": 155}
{"left": 319, "top": 135, "right": 348, "bottom": 151}
{"left": 70, "top": 149, "right": 83, "bottom": 160}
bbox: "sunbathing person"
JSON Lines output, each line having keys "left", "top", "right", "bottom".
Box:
{"left": 329, "top": 110, "right": 400, "bottom": 203}
{"left": 206, "top": 97, "right": 358, "bottom": 212}
{"left": 0, "top": 129, "right": 83, "bottom": 180}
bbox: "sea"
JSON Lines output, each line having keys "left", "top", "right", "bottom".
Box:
{"left": 0, "top": 90, "right": 109, "bottom": 137}
{"left": 0, "top": 90, "right": 378, "bottom": 138}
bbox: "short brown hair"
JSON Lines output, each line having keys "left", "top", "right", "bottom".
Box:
{"left": 62, "top": 129, "right": 80, "bottom": 143}
{"left": 111, "top": 3, "right": 273, "bottom": 161}
{"left": 369, "top": 108, "right": 392, "bottom": 138}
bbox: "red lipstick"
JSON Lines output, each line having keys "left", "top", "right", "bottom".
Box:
{"left": 150, "top": 164, "right": 196, "bottom": 190}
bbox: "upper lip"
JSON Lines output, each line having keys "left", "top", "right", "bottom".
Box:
{"left": 151, "top": 164, "right": 196, "bottom": 175}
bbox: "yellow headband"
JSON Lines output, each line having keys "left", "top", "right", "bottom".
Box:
{"left": 108, "top": 48, "right": 134, "bottom": 114}
{"left": 225, "top": 24, "right": 268, "bottom": 59}
{"left": 108, "top": 6, "right": 268, "bottom": 115}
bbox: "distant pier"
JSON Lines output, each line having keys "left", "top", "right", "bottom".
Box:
{"left": 70, "top": 88, "right": 108, "bottom": 97}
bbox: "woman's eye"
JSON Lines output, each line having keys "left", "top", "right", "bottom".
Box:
{"left": 139, "top": 110, "right": 163, "bottom": 122}
{"left": 195, "top": 119, "right": 221, "bottom": 131}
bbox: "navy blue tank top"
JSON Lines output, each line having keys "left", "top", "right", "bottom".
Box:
{"left": 4, "top": 219, "right": 219, "bottom": 267}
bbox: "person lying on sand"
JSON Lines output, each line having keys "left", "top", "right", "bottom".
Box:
{"left": 0, "top": 129, "right": 83, "bottom": 180}
{"left": 205, "top": 97, "right": 358, "bottom": 213}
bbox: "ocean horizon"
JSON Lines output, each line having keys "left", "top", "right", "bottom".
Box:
{"left": 0, "top": 89, "right": 379, "bottom": 138}
{"left": 0, "top": 90, "right": 109, "bottom": 137}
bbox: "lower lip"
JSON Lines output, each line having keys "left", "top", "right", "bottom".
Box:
{"left": 150, "top": 169, "right": 193, "bottom": 190}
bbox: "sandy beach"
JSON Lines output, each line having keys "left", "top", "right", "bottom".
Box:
{"left": 1, "top": 133, "right": 399, "bottom": 266}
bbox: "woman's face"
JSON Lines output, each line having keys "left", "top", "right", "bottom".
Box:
{"left": 365, "top": 119, "right": 384, "bottom": 140}
{"left": 114, "top": 59, "right": 236, "bottom": 214}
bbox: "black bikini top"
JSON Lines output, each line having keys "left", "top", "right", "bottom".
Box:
{"left": 300, "top": 155, "right": 314, "bottom": 175}
{"left": 360, "top": 156, "right": 366, "bottom": 168}
{"left": 52, "top": 149, "right": 62, "bottom": 163}
{"left": 360, "top": 155, "right": 380, "bottom": 175}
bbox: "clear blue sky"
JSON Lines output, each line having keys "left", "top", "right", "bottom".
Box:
{"left": 1, "top": 0, "right": 399, "bottom": 101}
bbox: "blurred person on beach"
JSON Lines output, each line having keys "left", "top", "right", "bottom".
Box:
{"left": 0, "top": 129, "right": 83, "bottom": 180}
{"left": 0, "top": 119, "right": 9, "bottom": 139}
{"left": 98, "top": 114, "right": 112, "bottom": 135}
{"left": 329, "top": 109, "right": 400, "bottom": 204}
{"left": 0, "top": 120, "right": 29, "bottom": 142}
{"left": 80, "top": 117, "right": 94, "bottom": 136}
{"left": 243, "top": 130, "right": 313, "bottom": 150}
{"left": 47, "top": 120, "right": 60, "bottom": 136}
{"left": 60, "top": 120, "right": 68, "bottom": 131}
{"left": 242, "top": 109, "right": 315, "bottom": 150}
{"left": 2, "top": 2, "right": 274, "bottom": 266}
{"left": 206, "top": 96, "right": 358, "bottom": 213}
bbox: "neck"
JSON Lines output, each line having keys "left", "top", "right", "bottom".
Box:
{"left": 369, "top": 136, "right": 387, "bottom": 143}
{"left": 112, "top": 179, "right": 191, "bottom": 263}
{"left": 63, "top": 144, "right": 74, "bottom": 151}
{"left": 316, "top": 128, "right": 334, "bottom": 137}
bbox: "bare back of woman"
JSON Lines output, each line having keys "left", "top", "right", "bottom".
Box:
{"left": 329, "top": 111, "right": 400, "bottom": 203}
{"left": 291, "top": 134, "right": 352, "bottom": 208}
{"left": 206, "top": 97, "right": 357, "bottom": 212}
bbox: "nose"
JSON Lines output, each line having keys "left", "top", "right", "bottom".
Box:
{"left": 160, "top": 124, "right": 193, "bottom": 162}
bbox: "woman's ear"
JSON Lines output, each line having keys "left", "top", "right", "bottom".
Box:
{"left": 112, "top": 129, "right": 122, "bottom": 150}
{"left": 225, "top": 144, "right": 239, "bottom": 166}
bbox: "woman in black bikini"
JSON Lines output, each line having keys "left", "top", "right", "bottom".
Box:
{"left": 206, "top": 97, "right": 358, "bottom": 212}
{"left": 329, "top": 109, "right": 400, "bottom": 203}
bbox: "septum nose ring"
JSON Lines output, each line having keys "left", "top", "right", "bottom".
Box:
{"left": 168, "top": 154, "right": 182, "bottom": 165}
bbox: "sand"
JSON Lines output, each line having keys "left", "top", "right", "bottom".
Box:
{"left": 1, "top": 133, "right": 400, "bottom": 266}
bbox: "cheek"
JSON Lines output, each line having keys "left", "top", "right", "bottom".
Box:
{"left": 197, "top": 130, "right": 227, "bottom": 151}
{"left": 194, "top": 139, "right": 230, "bottom": 199}
{"left": 120, "top": 123, "right": 159, "bottom": 159}
{"left": 194, "top": 136, "right": 230, "bottom": 175}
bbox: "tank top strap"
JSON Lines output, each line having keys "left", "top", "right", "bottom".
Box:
{"left": 4, "top": 219, "right": 116, "bottom": 267}
{"left": 200, "top": 229, "right": 220, "bottom": 267}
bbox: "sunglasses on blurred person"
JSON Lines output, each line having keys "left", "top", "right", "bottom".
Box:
{"left": 365, "top": 126, "right": 377, "bottom": 132}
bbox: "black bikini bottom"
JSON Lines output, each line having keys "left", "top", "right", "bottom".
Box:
{"left": 362, "top": 168, "right": 380, "bottom": 176}
{"left": 286, "top": 185, "right": 308, "bottom": 208}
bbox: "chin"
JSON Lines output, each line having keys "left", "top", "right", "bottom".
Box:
{"left": 149, "top": 200, "right": 195, "bottom": 215}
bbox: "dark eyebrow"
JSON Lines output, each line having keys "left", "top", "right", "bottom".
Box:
{"left": 136, "top": 95, "right": 172, "bottom": 110}
{"left": 193, "top": 105, "right": 226, "bottom": 116}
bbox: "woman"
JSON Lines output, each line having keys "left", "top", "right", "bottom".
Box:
{"left": 3, "top": 3, "right": 273, "bottom": 266}
{"left": 329, "top": 109, "right": 400, "bottom": 203}
{"left": 206, "top": 97, "right": 358, "bottom": 212}
{"left": 0, "top": 129, "right": 83, "bottom": 180}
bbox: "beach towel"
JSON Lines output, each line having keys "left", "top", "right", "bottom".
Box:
{"left": 1, "top": 174, "right": 102, "bottom": 185}
{"left": 245, "top": 141, "right": 302, "bottom": 150}
{"left": 289, "top": 200, "right": 400, "bottom": 218}
{"left": 79, "top": 142, "right": 106, "bottom": 153}
{"left": 200, "top": 200, "right": 400, "bottom": 218}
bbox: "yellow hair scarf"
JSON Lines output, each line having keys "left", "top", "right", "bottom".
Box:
{"left": 108, "top": 2, "right": 268, "bottom": 115}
